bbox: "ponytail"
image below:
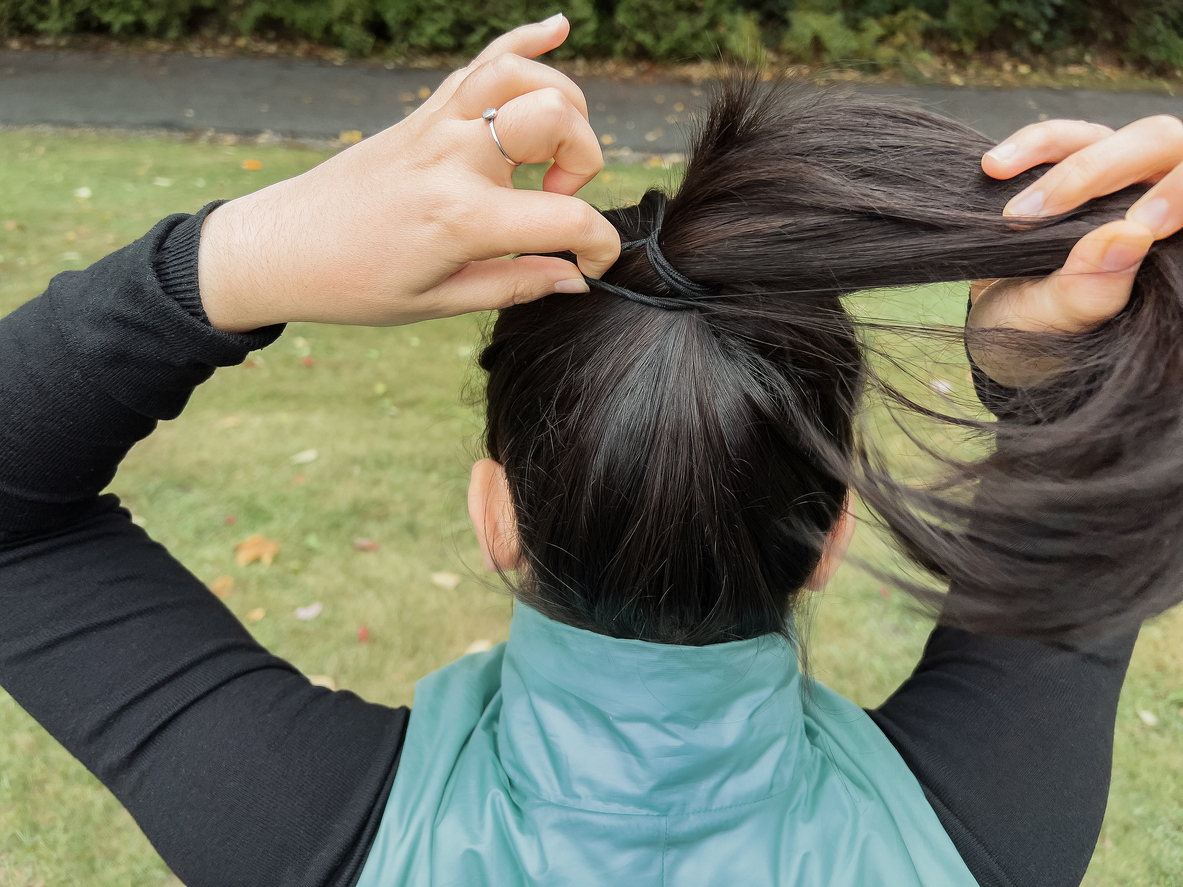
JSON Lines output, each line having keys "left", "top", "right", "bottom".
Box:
{"left": 481, "top": 75, "right": 1183, "bottom": 644}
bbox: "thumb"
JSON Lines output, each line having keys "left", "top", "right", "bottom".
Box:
{"left": 427, "top": 254, "right": 590, "bottom": 317}
{"left": 1046, "top": 219, "right": 1154, "bottom": 331}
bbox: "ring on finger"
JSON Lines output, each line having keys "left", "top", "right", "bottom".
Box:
{"left": 482, "top": 107, "right": 521, "bottom": 167}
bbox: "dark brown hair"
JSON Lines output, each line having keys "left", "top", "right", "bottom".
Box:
{"left": 480, "top": 76, "right": 1183, "bottom": 646}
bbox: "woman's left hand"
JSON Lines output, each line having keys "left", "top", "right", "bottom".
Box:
{"left": 970, "top": 114, "right": 1183, "bottom": 335}
{"left": 197, "top": 15, "right": 620, "bottom": 332}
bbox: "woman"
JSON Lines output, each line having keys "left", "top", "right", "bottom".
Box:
{"left": 1, "top": 15, "right": 1180, "bottom": 887}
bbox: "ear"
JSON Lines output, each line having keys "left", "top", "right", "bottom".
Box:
{"left": 467, "top": 458, "right": 523, "bottom": 573}
{"left": 804, "top": 492, "right": 857, "bottom": 592}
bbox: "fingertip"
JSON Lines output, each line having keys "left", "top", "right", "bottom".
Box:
{"left": 982, "top": 142, "right": 1019, "bottom": 179}
{"left": 1066, "top": 219, "right": 1153, "bottom": 275}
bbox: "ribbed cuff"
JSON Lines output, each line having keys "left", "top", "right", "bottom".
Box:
{"left": 152, "top": 201, "right": 228, "bottom": 324}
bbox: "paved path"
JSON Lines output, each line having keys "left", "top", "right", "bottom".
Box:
{"left": 3, "top": 49, "right": 1183, "bottom": 154}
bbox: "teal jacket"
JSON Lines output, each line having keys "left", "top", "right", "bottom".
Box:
{"left": 357, "top": 602, "right": 978, "bottom": 886}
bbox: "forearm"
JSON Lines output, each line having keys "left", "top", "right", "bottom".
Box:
{"left": 0, "top": 209, "right": 409, "bottom": 886}
{"left": 871, "top": 623, "right": 1136, "bottom": 887}
{"left": 0, "top": 205, "right": 282, "bottom": 543}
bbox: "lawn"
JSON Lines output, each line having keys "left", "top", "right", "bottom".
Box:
{"left": 0, "top": 130, "right": 1180, "bottom": 887}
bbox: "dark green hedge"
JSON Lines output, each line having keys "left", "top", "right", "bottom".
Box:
{"left": 2, "top": 0, "right": 1181, "bottom": 69}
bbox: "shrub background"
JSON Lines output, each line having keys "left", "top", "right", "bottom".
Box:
{"left": 1, "top": 0, "right": 1182, "bottom": 70}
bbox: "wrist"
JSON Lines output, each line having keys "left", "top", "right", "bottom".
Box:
{"left": 197, "top": 195, "right": 281, "bottom": 334}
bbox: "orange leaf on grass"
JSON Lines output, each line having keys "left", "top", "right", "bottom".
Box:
{"left": 243, "top": 159, "right": 262, "bottom": 171}
{"left": 246, "top": 607, "right": 266, "bottom": 623}
{"left": 354, "top": 538, "right": 380, "bottom": 552}
{"left": 209, "top": 576, "right": 234, "bottom": 599}
{"left": 235, "top": 534, "right": 280, "bottom": 566}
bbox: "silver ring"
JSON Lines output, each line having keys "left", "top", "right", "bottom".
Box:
{"left": 482, "top": 107, "right": 521, "bottom": 166}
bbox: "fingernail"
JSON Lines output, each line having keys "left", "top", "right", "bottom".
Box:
{"left": 554, "top": 277, "right": 589, "bottom": 293}
{"left": 542, "top": 12, "right": 564, "bottom": 25}
{"left": 986, "top": 142, "right": 1016, "bottom": 162}
{"left": 1005, "top": 188, "right": 1045, "bottom": 218}
{"left": 1128, "top": 197, "right": 1170, "bottom": 235}
{"left": 1100, "top": 239, "right": 1146, "bottom": 273}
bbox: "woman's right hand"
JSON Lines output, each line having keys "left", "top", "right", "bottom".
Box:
{"left": 970, "top": 114, "right": 1183, "bottom": 337}
{"left": 197, "top": 15, "right": 620, "bottom": 333}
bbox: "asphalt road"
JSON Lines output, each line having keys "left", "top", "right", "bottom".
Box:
{"left": 2, "top": 49, "right": 1183, "bottom": 153}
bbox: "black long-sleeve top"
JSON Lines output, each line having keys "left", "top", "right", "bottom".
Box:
{"left": 0, "top": 206, "right": 1136, "bottom": 887}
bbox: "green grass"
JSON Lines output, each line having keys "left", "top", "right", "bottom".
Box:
{"left": 1, "top": 131, "right": 1180, "bottom": 886}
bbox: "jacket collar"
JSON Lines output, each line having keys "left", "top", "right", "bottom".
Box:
{"left": 497, "top": 602, "right": 807, "bottom": 815}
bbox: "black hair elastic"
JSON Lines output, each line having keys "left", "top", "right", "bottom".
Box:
{"left": 586, "top": 215, "right": 716, "bottom": 311}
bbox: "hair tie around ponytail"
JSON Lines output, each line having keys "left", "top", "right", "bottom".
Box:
{"left": 584, "top": 200, "right": 716, "bottom": 311}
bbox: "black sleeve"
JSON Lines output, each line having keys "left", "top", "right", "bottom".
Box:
{"left": 870, "top": 624, "right": 1135, "bottom": 887}
{"left": 0, "top": 209, "right": 410, "bottom": 887}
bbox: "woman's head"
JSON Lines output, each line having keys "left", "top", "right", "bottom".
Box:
{"left": 473, "top": 77, "right": 1183, "bottom": 645}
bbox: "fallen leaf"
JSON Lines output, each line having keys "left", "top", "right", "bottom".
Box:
{"left": 242, "top": 159, "right": 262, "bottom": 171}
{"left": 235, "top": 534, "right": 280, "bottom": 566}
{"left": 294, "top": 602, "right": 323, "bottom": 620}
{"left": 357, "top": 625, "right": 370, "bottom": 642}
{"left": 291, "top": 473, "right": 308, "bottom": 485}
{"left": 302, "top": 356, "right": 315, "bottom": 367}
{"left": 216, "top": 415, "right": 242, "bottom": 428}
{"left": 290, "top": 448, "right": 318, "bottom": 465}
{"left": 431, "top": 571, "right": 462, "bottom": 590}
{"left": 339, "top": 130, "right": 363, "bottom": 144}
{"left": 417, "top": 86, "right": 431, "bottom": 99}
{"left": 224, "top": 515, "right": 237, "bottom": 525}
{"left": 308, "top": 674, "right": 337, "bottom": 690}
{"left": 464, "top": 639, "right": 494, "bottom": 655}
{"left": 246, "top": 607, "right": 266, "bottom": 622}
{"left": 209, "top": 576, "right": 234, "bottom": 598}
{"left": 353, "top": 537, "right": 380, "bottom": 552}
{"left": 1138, "top": 708, "right": 1159, "bottom": 727}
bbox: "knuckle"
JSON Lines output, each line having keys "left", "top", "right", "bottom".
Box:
{"left": 535, "top": 87, "right": 568, "bottom": 117}
{"left": 1145, "top": 114, "right": 1183, "bottom": 143}
{"left": 1057, "top": 154, "right": 1101, "bottom": 192}
{"left": 510, "top": 274, "right": 537, "bottom": 306}
{"left": 492, "top": 51, "right": 527, "bottom": 76}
